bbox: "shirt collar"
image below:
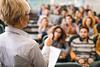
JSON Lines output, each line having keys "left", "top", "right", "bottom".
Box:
{"left": 79, "top": 36, "right": 89, "bottom": 43}
{"left": 5, "top": 26, "right": 29, "bottom": 36}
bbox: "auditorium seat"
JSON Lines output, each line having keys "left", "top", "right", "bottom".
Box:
{"left": 55, "top": 62, "right": 81, "bottom": 67}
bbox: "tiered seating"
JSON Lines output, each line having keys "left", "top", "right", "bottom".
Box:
{"left": 23, "top": 20, "right": 39, "bottom": 40}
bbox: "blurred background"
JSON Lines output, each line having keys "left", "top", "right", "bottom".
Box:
{"left": 28, "top": 0, "right": 100, "bottom": 14}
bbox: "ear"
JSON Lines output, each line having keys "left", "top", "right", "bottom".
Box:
{"left": 19, "top": 16, "right": 28, "bottom": 28}
{"left": 19, "top": 17, "right": 23, "bottom": 25}
{"left": 18, "top": 17, "right": 24, "bottom": 28}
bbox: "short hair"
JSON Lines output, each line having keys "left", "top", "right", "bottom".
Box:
{"left": 0, "top": 0, "right": 30, "bottom": 26}
{"left": 67, "top": 15, "right": 73, "bottom": 19}
{"left": 79, "top": 26, "right": 89, "bottom": 32}
{"left": 61, "top": 8, "right": 68, "bottom": 12}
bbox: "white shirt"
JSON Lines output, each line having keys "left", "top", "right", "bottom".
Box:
{"left": 0, "top": 26, "right": 47, "bottom": 67}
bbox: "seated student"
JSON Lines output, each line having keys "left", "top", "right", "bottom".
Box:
{"left": 42, "top": 25, "right": 70, "bottom": 63}
{"left": 82, "top": 17, "right": 95, "bottom": 36}
{"left": 0, "top": 0, "right": 47, "bottom": 67}
{"left": 37, "top": 16, "right": 49, "bottom": 45}
{"left": 70, "top": 26, "right": 96, "bottom": 67}
{"left": 74, "top": 10, "right": 83, "bottom": 26}
{"left": 65, "top": 15, "right": 78, "bottom": 35}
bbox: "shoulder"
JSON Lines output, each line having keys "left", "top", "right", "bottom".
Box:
{"left": 68, "top": 35, "right": 79, "bottom": 45}
{"left": 69, "top": 35, "right": 79, "bottom": 43}
{"left": 88, "top": 38, "right": 94, "bottom": 44}
{"left": 0, "top": 32, "right": 6, "bottom": 40}
{"left": 0, "top": 33, "right": 7, "bottom": 47}
{"left": 23, "top": 39, "right": 39, "bottom": 50}
{"left": 72, "top": 37, "right": 80, "bottom": 43}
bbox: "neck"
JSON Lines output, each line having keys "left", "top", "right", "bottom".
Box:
{"left": 54, "top": 37, "right": 58, "bottom": 41}
{"left": 81, "top": 38, "right": 88, "bottom": 43}
{"left": 83, "top": 38, "right": 88, "bottom": 42}
{"left": 14, "top": 24, "right": 23, "bottom": 29}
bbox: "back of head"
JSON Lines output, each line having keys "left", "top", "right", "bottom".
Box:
{"left": 0, "top": 0, "right": 30, "bottom": 27}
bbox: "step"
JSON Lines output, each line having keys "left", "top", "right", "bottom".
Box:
{"left": 27, "top": 24, "right": 38, "bottom": 28}
{"left": 24, "top": 28, "right": 38, "bottom": 34}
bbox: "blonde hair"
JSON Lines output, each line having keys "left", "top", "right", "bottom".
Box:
{"left": 0, "top": 0, "right": 30, "bottom": 26}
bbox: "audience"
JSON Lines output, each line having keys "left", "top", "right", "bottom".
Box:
{"left": 0, "top": 0, "right": 100, "bottom": 66}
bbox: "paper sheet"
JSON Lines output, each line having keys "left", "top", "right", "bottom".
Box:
{"left": 48, "top": 46, "right": 61, "bottom": 67}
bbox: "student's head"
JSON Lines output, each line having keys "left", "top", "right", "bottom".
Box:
{"left": 51, "top": 25, "right": 66, "bottom": 41}
{"left": 61, "top": 9, "right": 68, "bottom": 17}
{"left": 41, "top": 17, "right": 48, "bottom": 27}
{"left": 79, "top": 6, "right": 84, "bottom": 13}
{"left": 42, "top": 8, "right": 49, "bottom": 16}
{"left": 75, "top": 10, "right": 82, "bottom": 18}
{"left": 88, "top": 10, "right": 94, "bottom": 17}
{"left": 83, "top": 17, "right": 94, "bottom": 28}
{"left": 79, "top": 26, "right": 89, "bottom": 39}
{"left": 0, "top": 0, "right": 30, "bottom": 29}
{"left": 66, "top": 15, "right": 73, "bottom": 24}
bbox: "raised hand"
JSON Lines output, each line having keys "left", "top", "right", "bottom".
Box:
{"left": 44, "top": 33, "right": 53, "bottom": 46}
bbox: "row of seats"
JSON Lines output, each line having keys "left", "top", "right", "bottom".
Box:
{"left": 55, "top": 61, "right": 100, "bottom": 67}
{"left": 23, "top": 20, "right": 39, "bottom": 40}
{"left": 55, "top": 62, "right": 81, "bottom": 67}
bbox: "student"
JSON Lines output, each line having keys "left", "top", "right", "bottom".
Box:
{"left": 0, "top": 0, "right": 47, "bottom": 67}
{"left": 70, "top": 26, "right": 96, "bottom": 67}
{"left": 37, "top": 16, "right": 49, "bottom": 45}
{"left": 82, "top": 17, "right": 95, "bottom": 36}
{"left": 42, "top": 25, "right": 70, "bottom": 63}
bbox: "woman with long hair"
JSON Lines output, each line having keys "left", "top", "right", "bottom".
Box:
{"left": 82, "top": 17, "right": 95, "bottom": 36}
{"left": 42, "top": 25, "right": 70, "bottom": 63}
